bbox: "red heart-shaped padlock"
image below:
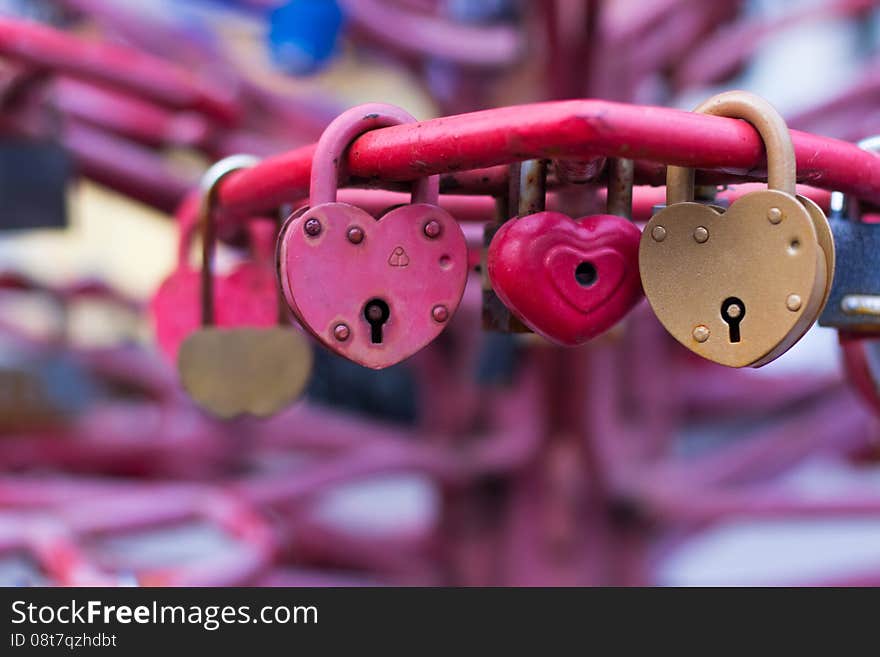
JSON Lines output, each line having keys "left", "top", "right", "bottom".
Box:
{"left": 487, "top": 211, "right": 643, "bottom": 346}
{"left": 278, "top": 104, "right": 468, "bottom": 370}
{"left": 151, "top": 194, "right": 278, "bottom": 362}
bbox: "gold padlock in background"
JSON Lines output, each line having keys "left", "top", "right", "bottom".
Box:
{"left": 640, "top": 91, "right": 835, "bottom": 368}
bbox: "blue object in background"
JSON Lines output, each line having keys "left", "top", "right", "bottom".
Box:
{"left": 268, "top": 0, "right": 344, "bottom": 75}
{"left": 37, "top": 353, "right": 96, "bottom": 416}
{"left": 445, "top": 0, "right": 520, "bottom": 24}
{"left": 0, "top": 344, "right": 97, "bottom": 429}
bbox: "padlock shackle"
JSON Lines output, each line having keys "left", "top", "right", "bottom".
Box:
{"left": 607, "top": 158, "right": 634, "bottom": 219}
{"left": 197, "top": 154, "right": 260, "bottom": 327}
{"left": 514, "top": 159, "right": 547, "bottom": 217}
{"left": 667, "top": 91, "right": 796, "bottom": 205}
{"left": 176, "top": 191, "right": 275, "bottom": 270}
{"left": 310, "top": 103, "right": 439, "bottom": 207}
{"left": 175, "top": 191, "right": 204, "bottom": 267}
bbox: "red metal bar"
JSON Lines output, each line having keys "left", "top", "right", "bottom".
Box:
{"left": 62, "top": 121, "right": 192, "bottom": 212}
{"left": 216, "top": 100, "right": 880, "bottom": 221}
{"left": 54, "top": 79, "right": 211, "bottom": 150}
{"left": 0, "top": 17, "right": 239, "bottom": 124}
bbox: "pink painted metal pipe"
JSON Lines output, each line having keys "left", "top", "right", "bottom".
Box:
{"left": 54, "top": 79, "right": 212, "bottom": 150}
{"left": 215, "top": 100, "right": 880, "bottom": 221}
{"left": 40, "top": 487, "right": 275, "bottom": 586}
{"left": 0, "top": 17, "right": 239, "bottom": 124}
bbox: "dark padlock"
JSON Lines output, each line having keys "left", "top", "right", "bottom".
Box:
{"left": 0, "top": 139, "right": 70, "bottom": 231}
{"left": 818, "top": 136, "right": 880, "bottom": 333}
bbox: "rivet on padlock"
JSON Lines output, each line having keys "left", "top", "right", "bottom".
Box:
{"left": 177, "top": 155, "right": 313, "bottom": 419}
{"left": 819, "top": 136, "right": 880, "bottom": 333}
{"left": 277, "top": 103, "right": 468, "bottom": 370}
{"left": 640, "top": 90, "right": 835, "bottom": 368}
{"left": 486, "top": 157, "right": 643, "bottom": 346}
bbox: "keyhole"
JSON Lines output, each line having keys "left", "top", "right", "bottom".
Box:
{"left": 721, "top": 297, "right": 746, "bottom": 343}
{"left": 364, "top": 298, "right": 390, "bottom": 344}
{"left": 575, "top": 261, "right": 598, "bottom": 287}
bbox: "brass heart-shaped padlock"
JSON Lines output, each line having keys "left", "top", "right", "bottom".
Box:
{"left": 640, "top": 91, "right": 834, "bottom": 368}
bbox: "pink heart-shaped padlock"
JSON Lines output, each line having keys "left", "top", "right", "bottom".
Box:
{"left": 151, "top": 194, "right": 278, "bottom": 362}
{"left": 278, "top": 104, "right": 468, "bottom": 370}
{"left": 487, "top": 211, "right": 643, "bottom": 346}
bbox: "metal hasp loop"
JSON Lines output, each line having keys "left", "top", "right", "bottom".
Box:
{"left": 198, "top": 154, "right": 261, "bottom": 327}
{"left": 666, "top": 90, "right": 796, "bottom": 205}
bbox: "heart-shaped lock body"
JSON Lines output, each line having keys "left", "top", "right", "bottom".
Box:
{"left": 178, "top": 326, "right": 312, "bottom": 419}
{"left": 278, "top": 104, "right": 468, "bottom": 370}
{"left": 642, "top": 192, "right": 826, "bottom": 367}
{"left": 640, "top": 91, "right": 834, "bottom": 368}
{"left": 151, "top": 195, "right": 278, "bottom": 363}
{"left": 487, "top": 211, "right": 642, "bottom": 346}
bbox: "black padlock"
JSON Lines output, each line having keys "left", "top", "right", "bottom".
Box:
{"left": 0, "top": 139, "right": 70, "bottom": 232}
{"left": 818, "top": 136, "right": 880, "bottom": 333}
